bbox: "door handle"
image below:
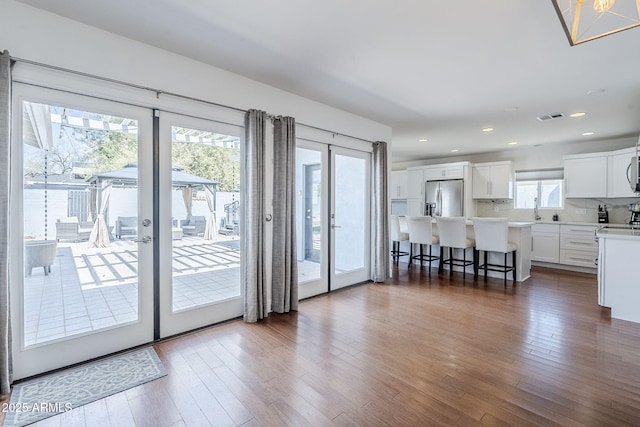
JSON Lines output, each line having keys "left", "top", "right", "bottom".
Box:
{"left": 134, "top": 235, "right": 152, "bottom": 244}
{"left": 332, "top": 225, "right": 342, "bottom": 229}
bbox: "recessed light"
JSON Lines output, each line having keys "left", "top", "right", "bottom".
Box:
{"left": 451, "top": 149, "right": 459, "bottom": 152}
{"left": 507, "top": 141, "right": 518, "bottom": 145}
{"left": 582, "top": 131, "right": 595, "bottom": 136}
{"left": 569, "top": 112, "right": 586, "bottom": 118}
{"left": 418, "top": 138, "right": 428, "bottom": 142}
{"left": 482, "top": 127, "right": 494, "bottom": 132}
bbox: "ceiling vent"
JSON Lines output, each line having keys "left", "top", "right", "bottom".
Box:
{"left": 537, "top": 112, "right": 565, "bottom": 121}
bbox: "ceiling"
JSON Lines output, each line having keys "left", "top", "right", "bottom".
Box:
{"left": 16, "top": 0, "right": 640, "bottom": 162}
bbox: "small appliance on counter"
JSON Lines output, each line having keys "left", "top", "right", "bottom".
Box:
{"left": 598, "top": 205, "right": 609, "bottom": 224}
{"left": 629, "top": 203, "right": 640, "bottom": 228}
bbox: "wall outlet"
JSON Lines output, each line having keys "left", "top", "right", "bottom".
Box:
{"left": 494, "top": 206, "right": 500, "bottom": 212}
{"left": 575, "top": 208, "right": 587, "bottom": 215}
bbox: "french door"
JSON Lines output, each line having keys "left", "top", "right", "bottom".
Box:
{"left": 157, "top": 112, "right": 243, "bottom": 337}
{"left": 296, "top": 141, "right": 370, "bottom": 298}
{"left": 330, "top": 146, "right": 371, "bottom": 290}
{"left": 11, "top": 84, "right": 154, "bottom": 379}
{"left": 10, "top": 87, "right": 246, "bottom": 379}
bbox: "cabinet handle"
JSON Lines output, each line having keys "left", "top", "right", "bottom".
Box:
{"left": 568, "top": 240, "right": 594, "bottom": 246}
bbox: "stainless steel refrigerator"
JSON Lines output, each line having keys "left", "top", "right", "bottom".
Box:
{"left": 424, "top": 179, "right": 464, "bottom": 217}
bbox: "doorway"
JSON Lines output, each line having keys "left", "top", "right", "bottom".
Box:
{"left": 296, "top": 141, "right": 371, "bottom": 299}
{"left": 11, "top": 84, "right": 155, "bottom": 379}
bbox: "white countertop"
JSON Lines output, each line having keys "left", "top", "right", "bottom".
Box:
{"left": 597, "top": 227, "right": 640, "bottom": 240}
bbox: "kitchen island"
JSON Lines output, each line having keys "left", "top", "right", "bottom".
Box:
{"left": 596, "top": 227, "right": 640, "bottom": 324}
{"left": 399, "top": 218, "right": 533, "bottom": 282}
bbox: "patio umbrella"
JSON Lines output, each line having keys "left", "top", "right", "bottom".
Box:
{"left": 24, "top": 102, "right": 53, "bottom": 239}
{"left": 87, "top": 179, "right": 112, "bottom": 248}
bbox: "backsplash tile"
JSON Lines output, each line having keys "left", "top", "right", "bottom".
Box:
{"left": 475, "top": 198, "right": 640, "bottom": 224}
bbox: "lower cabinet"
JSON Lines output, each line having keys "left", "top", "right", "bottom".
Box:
{"left": 532, "top": 223, "right": 559, "bottom": 263}
{"left": 559, "top": 224, "right": 599, "bottom": 269}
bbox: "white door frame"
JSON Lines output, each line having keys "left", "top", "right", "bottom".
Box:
{"left": 330, "top": 146, "right": 372, "bottom": 291}
{"left": 296, "top": 140, "right": 329, "bottom": 299}
{"left": 10, "top": 84, "right": 155, "bottom": 379}
{"left": 157, "top": 112, "right": 243, "bottom": 338}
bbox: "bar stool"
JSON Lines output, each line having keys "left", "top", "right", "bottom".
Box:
{"left": 390, "top": 215, "right": 409, "bottom": 265}
{"left": 406, "top": 216, "right": 439, "bottom": 271}
{"left": 472, "top": 217, "right": 517, "bottom": 286}
{"left": 435, "top": 216, "right": 475, "bottom": 278}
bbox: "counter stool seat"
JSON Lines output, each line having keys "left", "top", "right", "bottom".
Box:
{"left": 406, "top": 216, "right": 440, "bottom": 272}
{"left": 472, "top": 217, "right": 518, "bottom": 286}
{"left": 390, "top": 215, "right": 409, "bottom": 265}
{"left": 435, "top": 216, "right": 476, "bottom": 279}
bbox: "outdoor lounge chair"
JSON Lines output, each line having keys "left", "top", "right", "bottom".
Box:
{"left": 115, "top": 216, "right": 138, "bottom": 238}
{"left": 55, "top": 217, "right": 94, "bottom": 242}
{"left": 24, "top": 240, "right": 57, "bottom": 276}
{"left": 182, "top": 216, "right": 206, "bottom": 236}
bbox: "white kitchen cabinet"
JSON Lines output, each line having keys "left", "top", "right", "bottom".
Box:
{"left": 563, "top": 154, "right": 608, "bottom": 198}
{"left": 597, "top": 230, "right": 640, "bottom": 323}
{"left": 406, "top": 168, "right": 424, "bottom": 199}
{"left": 531, "top": 223, "right": 559, "bottom": 263}
{"left": 559, "top": 224, "right": 598, "bottom": 269}
{"left": 424, "top": 163, "right": 464, "bottom": 181}
{"left": 391, "top": 170, "right": 408, "bottom": 199}
{"left": 472, "top": 161, "right": 513, "bottom": 199}
{"left": 607, "top": 148, "right": 637, "bottom": 198}
{"left": 406, "top": 199, "right": 424, "bottom": 216}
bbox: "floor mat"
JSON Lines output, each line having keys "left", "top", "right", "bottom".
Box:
{"left": 3, "top": 347, "right": 166, "bottom": 427}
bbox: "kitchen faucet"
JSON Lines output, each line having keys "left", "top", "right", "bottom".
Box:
{"left": 534, "top": 197, "right": 541, "bottom": 220}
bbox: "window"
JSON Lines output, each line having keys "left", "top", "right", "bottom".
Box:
{"left": 514, "top": 169, "right": 564, "bottom": 209}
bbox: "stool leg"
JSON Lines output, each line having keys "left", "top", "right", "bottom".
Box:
{"left": 512, "top": 250, "right": 517, "bottom": 283}
{"left": 439, "top": 247, "right": 444, "bottom": 274}
{"left": 409, "top": 242, "right": 413, "bottom": 268}
{"left": 428, "top": 245, "right": 432, "bottom": 273}
{"left": 463, "top": 249, "right": 467, "bottom": 281}
{"left": 504, "top": 252, "right": 508, "bottom": 287}
{"left": 473, "top": 248, "right": 478, "bottom": 281}
{"left": 449, "top": 247, "right": 454, "bottom": 277}
{"left": 419, "top": 244, "right": 424, "bottom": 268}
{"left": 484, "top": 251, "right": 488, "bottom": 281}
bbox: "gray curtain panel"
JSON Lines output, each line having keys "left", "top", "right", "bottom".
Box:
{"left": 0, "top": 50, "right": 13, "bottom": 394}
{"left": 372, "top": 141, "right": 390, "bottom": 282}
{"left": 272, "top": 116, "right": 298, "bottom": 313}
{"left": 242, "top": 110, "right": 268, "bottom": 322}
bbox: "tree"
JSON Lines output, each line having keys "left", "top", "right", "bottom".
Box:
{"left": 172, "top": 142, "right": 240, "bottom": 192}
{"left": 79, "top": 128, "right": 138, "bottom": 176}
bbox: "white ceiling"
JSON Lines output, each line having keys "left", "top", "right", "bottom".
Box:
{"left": 16, "top": 0, "right": 640, "bottom": 162}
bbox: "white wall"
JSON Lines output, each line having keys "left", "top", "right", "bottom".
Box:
{"left": 1, "top": 1, "right": 391, "bottom": 143}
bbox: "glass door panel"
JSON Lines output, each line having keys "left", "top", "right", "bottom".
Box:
{"left": 331, "top": 147, "right": 371, "bottom": 290}
{"left": 159, "top": 112, "right": 243, "bottom": 337}
{"left": 11, "top": 85, "right": 153, "bottom": 379}
{"left": 295, "top": 142, "right": 328, "bottom": 299}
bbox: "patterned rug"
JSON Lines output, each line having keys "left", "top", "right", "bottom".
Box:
{"left": 3, "top": 347, "right": 166, "bottom": 427}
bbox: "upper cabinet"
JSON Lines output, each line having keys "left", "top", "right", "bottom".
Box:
{"left": 563, "top": 153, "right": 608, "bottom": 198}
{"left": 390, "top": 170, "right": 408, "bottom": 199}
{"left": 406, "top": 168, "right": 424, "bottom": 199}
{"left": 607, "top": 147, "right": 637, "bottom": 198}
{"left": 472, "top": 161, "right": 513, "bottom": 199}
{"left": 424, "top": 164, "right": 464, "bottom": 181}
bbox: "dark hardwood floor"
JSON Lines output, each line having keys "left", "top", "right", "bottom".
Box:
{"left": 21, "top": 265, "right": 640, "bottom": 426}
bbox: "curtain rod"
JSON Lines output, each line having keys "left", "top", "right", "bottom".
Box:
{"left": 10, "top": 56, "right": 246, "bottom": 113}
{"left": 296, "top": 122, "right": 375, "bottom": 144}
{"left": 11, "top": 55, "right": 376, "bottom": 144}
